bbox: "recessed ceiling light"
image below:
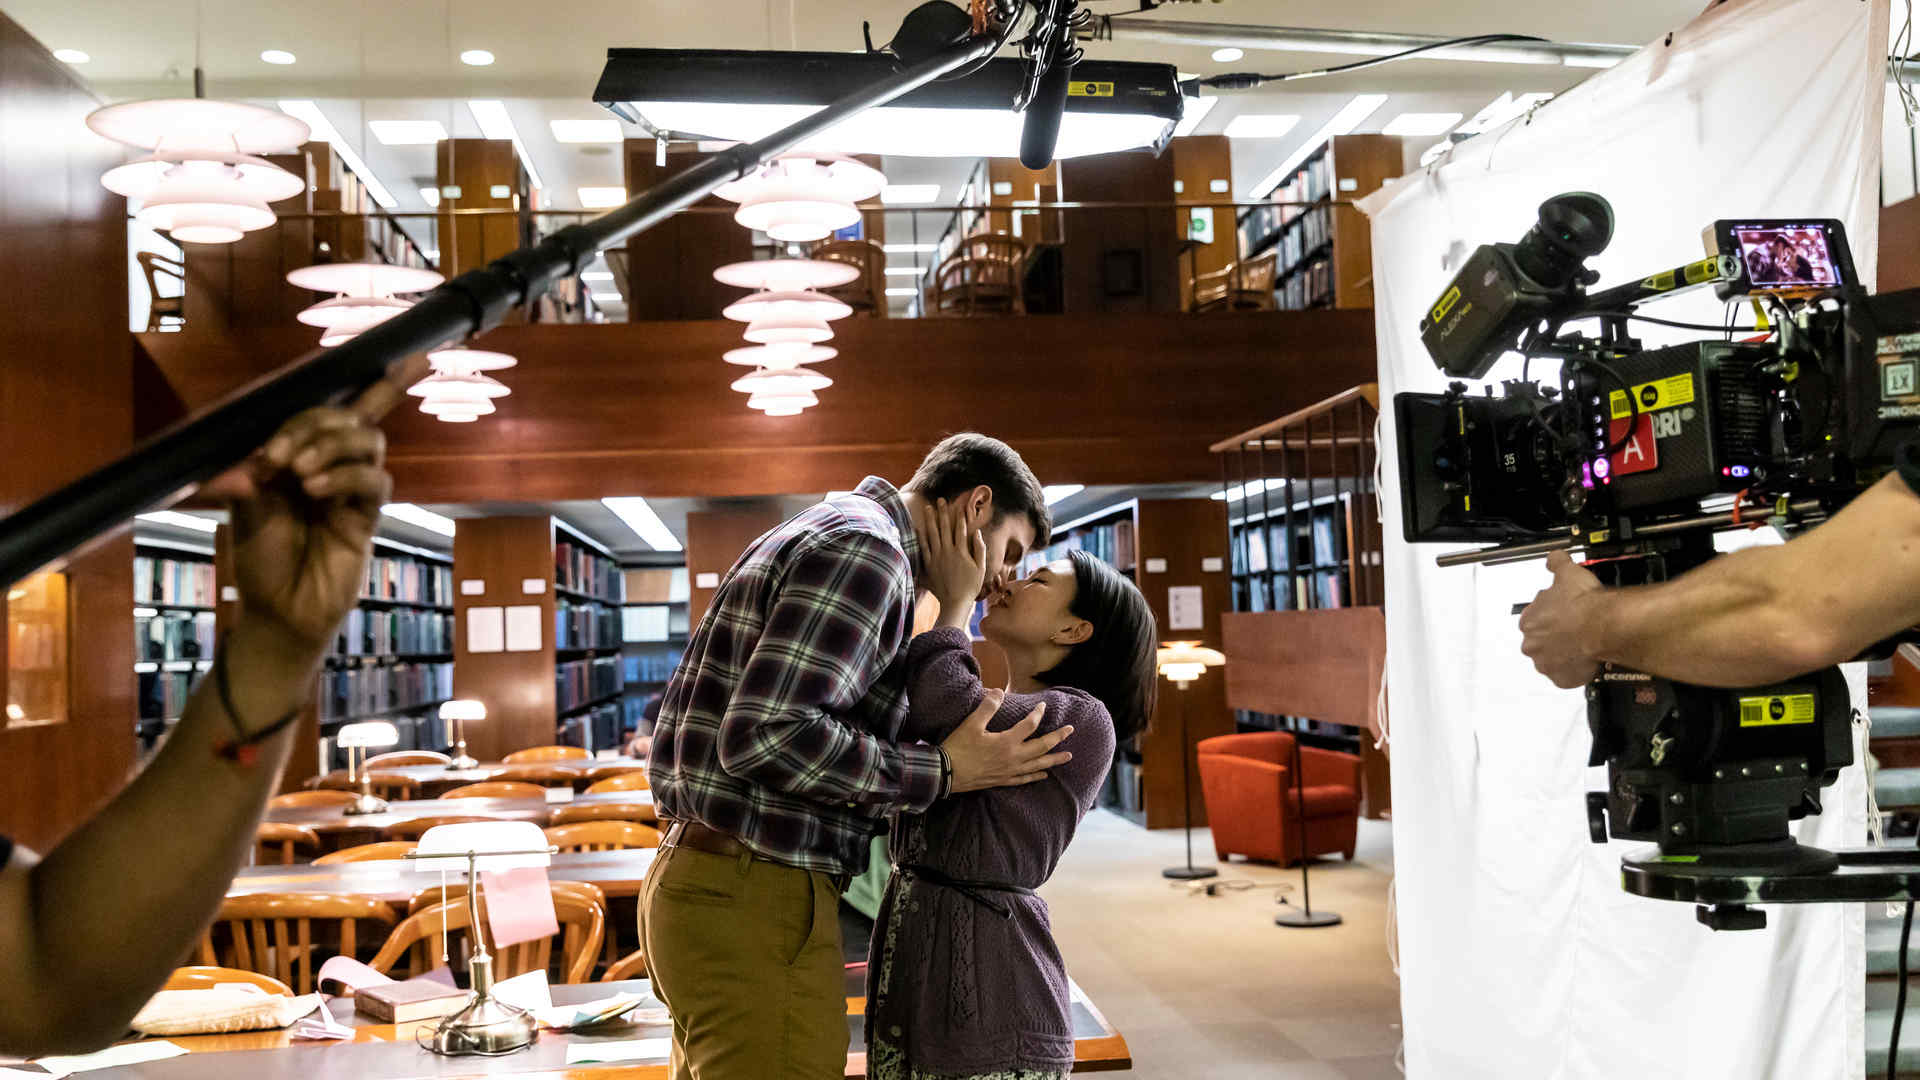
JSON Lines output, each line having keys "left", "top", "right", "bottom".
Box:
{"left": 381, "top": 503, "right": 456, "bottom": 537}
{"left": 601, "top": 497, "right": 682, "bottom": 552}
{"left": 135, "top": 511, "right": 218, "bottom": 533}
{"left": 882, "top": 243, "right": 936, "bottom": 254}
{"left": 1222, "top": 113, "right": 1301, "bottom": 139}
{"left": 550, "top": 118, "right": 623, "bottom": 143}
{"left": 260, "top": 49, "right": 296, "bottom": 65}
{"left": 460, "top": 49, "right": 494, "bottom": 66}
{"left": 369, "top": 120, "right": 448, "bottom": 146}
{"left": 578, "top": 186, "right": 627, "bottom": 208}
{"left": 1211, "top": 47, "right": 1244, "bottom": 64}
{"left": 54, "top": 48, "right": 90, "bottom": 64}
{"left": 1251, "top": 94, "right": 1389, "bottom": 197}
{"left": 419, "top": 186, "right": 441, "bottom": 207}
{"left": 1173, "top": 95, "right": 1218, "bottom": 138}
{"left": 880, "top": 183, "right": 940, "bottom": 204}
{"left": 1382, "top": 112, "right": 1463, "bottom": 137}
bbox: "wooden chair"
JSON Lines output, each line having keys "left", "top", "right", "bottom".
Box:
{"left": 551, "top": 802, "right": 658, "bottom": 827}
{"left": 1193, "top": 251, "right": 1279, "bottom": 313}
{"left": 544, "top": 821, "right": 662, "bottom": 853}
{"left": 585, "top": 771, "right": 650, "bottom": 795}
{"left": 137, "top": 250, "right": 185, "bottom": 331}
{"left": 601, "top": 948, "right": 648, "bottom": 982}
{"left": 934, "top": 232, "right": 1029, "bottom": 316}
{"left": 488, "top": 764, "right": 582, "bottom": 788}
{"left": 269, "top": 790, "right": 358, "bottom": 810}
{"left": 367, "top": 750, "right": 452, "bottom": 768}
{"left": 164, "top": 966, "right": 294, "bottom": 996}
{"left": 197, "top": 894, "right": 397, "bottom": 994}
{"left": 382, "top": 815, "right": 507, "bottom": 842}
{"left": 406, "top": 879, "right": 606, "bottom": 917}
{"left": 439, "top": 781, "right": 548, "bottom": 801}
{"left": 370, "top": 884, "right": 606, "bottom": 985}
{"left": 811, "top": 238, "right": 887, "bottom": 317}
{"left": 308, "top": 770, "right": 421, "bottom": 801}
{"left": 503, "top": 745, "right": 591, "bottom": 764}
{"left": 254, "top": 823, "right": 321, "bottom": 866}
{"left": 312, "top": 840, "right": 417, "bottom": 865}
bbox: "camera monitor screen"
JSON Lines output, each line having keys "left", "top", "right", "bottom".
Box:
{"left": 1728, "top": 223, "right": 1844, "bottom": 289}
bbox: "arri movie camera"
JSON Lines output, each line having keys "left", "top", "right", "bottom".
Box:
{"left": 1395, "top": 192, "right": 1920, "bottom": 929}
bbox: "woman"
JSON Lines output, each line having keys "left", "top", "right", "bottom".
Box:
{"left": 866, "top": 500, "right": 1158, "bottom": 1080}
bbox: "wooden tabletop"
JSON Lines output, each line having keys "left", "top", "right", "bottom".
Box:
{"left": 229, "top": 849, "right": 659, "bottom": 902}
{"left": 314, "top": 758, "right": 647, "bottom": 796}
{"left": 83, "top": 975, "right": 1130, "bottom": 1077}
{"left": 265, "top": 792, "right": 657, "bottom": 836}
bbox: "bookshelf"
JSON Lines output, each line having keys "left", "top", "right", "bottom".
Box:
{"left": 1235, "top": 134, "right": 1405, "bottom": 311}
{"left": 1228, "top": 488, "right": 1382, "bottom": 614}
{"left": 133, "top": 541, "right": 217, "bottom": 751}
{"left": 316, "top": 538, "right": 456, "bottom": 771}
{"left": 620, "top": 565, "right": 690, "bottom": 735}
{"left": 554, "top": 519, "right": 625, "bottom": 752}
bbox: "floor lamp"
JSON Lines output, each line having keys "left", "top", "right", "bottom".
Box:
{"left": 1274, "top": 731, "right": 1342, "bottom": 929}
{"left": 1157, "top": 642, "right": 1225, "bottom": 881}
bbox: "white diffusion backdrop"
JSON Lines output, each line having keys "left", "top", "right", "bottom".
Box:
{"left": 1362, "top": 1, "right": 1888, "bottom": 1076}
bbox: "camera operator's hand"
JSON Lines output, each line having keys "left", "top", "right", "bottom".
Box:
{"left": 1519, "top": 550, "right": 1606, "bottom": 688}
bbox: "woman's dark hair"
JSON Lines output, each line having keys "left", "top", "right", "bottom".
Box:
{"left": 1034, "top": 549, "right": 1158, "bottom": 741}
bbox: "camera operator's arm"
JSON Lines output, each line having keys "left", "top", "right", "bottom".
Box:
{"left": 1520, "top": 471, "right": 1920, "bottom": 688}
{"left": 0, "top": 398, "right": 397, "bottom": 1055}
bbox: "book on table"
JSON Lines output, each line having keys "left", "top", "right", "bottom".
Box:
{"left": 354, "top": 979, "right": 472, "bottom": 1023}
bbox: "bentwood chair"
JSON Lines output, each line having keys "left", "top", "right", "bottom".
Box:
{"left": 253, "top": 823, "right": 321, "bottom": 866}
{"left": 371, "top": 883, "right": 606, "bottom": 985}
{"left": 812, "top": 238, "right": 887, "bottom": 316}
{"left": 543, "top": 821, "right": 662, "bottom": 853}
{"left": 164, "top": 966, "right": 294, "bottom": 996}
{"left": 584, "top": 771, "right": 651, "bottom": 795}
{"left": 268, "top": 790, "right": 358, "bottom": 810}
{"left": 366, "top": 750, "right": 453, "bottom": 768}
{"left": 600, "top": 948, "right": 649, "bottom": 982}
{"left": 197, "top": 893, "right": 397, "bottom": 994}
{"left": 382, "top": 815, "right": 503, "bottom": 842}
{"left": 136, "top": 251, "right": 185, "bottom": 332}
{"left": 312, "top": 840, "right": 417, "bottom": 865}
{"left": 551, "top": 801, "right": 658, "bottom": 827}
{"left": 503, "top": 745, "right": 591, "bottom": 764}
{"left": 438, "top": 781, "right": 548, "bottom": 801}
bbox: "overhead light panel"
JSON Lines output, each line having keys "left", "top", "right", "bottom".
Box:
{"left": 601, "top": 497, "right": 683, "bottom": 552}
{"left": 1382, "top": 112, "right": 1462, "bottom": 137}
{"left": 578, "top": 186, "right": 627, "bottom": 208}
{"left": 1043, "top": 484, "right": 1084, "bottom": 505}
{"left": 460, "top": 49, "right": 495, "bottom": 66}
{"left": 882, "top": 243, "right": 936, "bottom": 254}
{"left": 1213, "top": 478, "right": 1288, "bottom": 502}
{"left": 1222, "top": 113, "right": 1301, "bottom": 140}
{"left": 381, "top": 503, "right": 456, "bottom": 537}
{"left": 467, "top": 100, "right": 544, "bottom": 190}
{"left": 594, "top": 50, "right": 1182, "bottom": 160}
{"left": 883, "top": 266, "right": 922, "bottom": 276}
{"left": 880, "top": 183, "right": 940, "bottom": 204}
{"left": 54, "top": 48, "right": 88, "bottom": 64}
{"left": 135, "top": 511, "right": 219, "bottom": 533}
{"left": 1210, "top": 47, "right": 1244, "bottom": 63}
{"left": 260, "top": 49, "right": 296, "bottom": 65}
{"left": 1172, "top": 95, "right": 1218, "bottom": 138}
{"left": 1455, "top": 92, "right": 1554, "bottom": 137}
{"left": 369, "top": 120, "right": 448, "bottom": 146}
{"left": 279, "top": 100, "right": 397, "bottom": 208}
{"left": 550, "top": 118, "right": 624, "bottom": 143}
{"left": 884, "top": 287, "right": 917, "bottom": 297}
{"left": 419, "top": 186, "right": 441, "bottom": 207}
{"left": 1250, "top": 94, "right": 1388, "bottom": 198}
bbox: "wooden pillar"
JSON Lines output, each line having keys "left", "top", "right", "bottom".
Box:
{"left": 1169, "top": 136, "right": 1234, "bottom": 311}
{"left": 619, "top": 140, "right": 754, "bottom": 321}
{"left": 685, "top": 505, "right": 786, "bottom": 629}
{"left": 452, "top": 517, "right": 558, "bottom": 759}
{"left": 1058, "top": 150, "right": 1180, "bottom": 315}
{"left": 1134, "top": 498, "right": 1233, "bottom": 829}
{"left": 985, "top": 158, "right": 1060, "bottom": 243}
{"left": 437, "top": 138, "right": 522, "bottom": 278}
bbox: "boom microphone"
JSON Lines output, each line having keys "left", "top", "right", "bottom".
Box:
{"left": 1019, "top": 24, "right": 1074, "bottom": 168}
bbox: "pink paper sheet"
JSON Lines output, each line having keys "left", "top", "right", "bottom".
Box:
{"left": 480, "top": 866, "right": 559, "bottom": 947}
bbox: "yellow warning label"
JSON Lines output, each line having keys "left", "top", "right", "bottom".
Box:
{"left": 1609, "top": 373, "right": 1697, "bottom": 419}
{"left": 1431, "top": 285, "right": 1462, "bottom": 324}
{"left": 1641, "top": 270, "right": 1677, "bottom": 292}
{"left": 1738, "top": 692, "right": 1816, "bottom": 727}
{"left": 1587, "top": 530, "right": 1611, "bottom": 544}
{"left": 1067, "top": 81, "right": 1114, "bottom": 98}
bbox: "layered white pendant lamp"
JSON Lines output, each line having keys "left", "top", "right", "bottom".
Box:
{"left": 724, "top": 344, "right": 836, "bottom": 370}
{"left": 731, "top": 367, "right": 832, "bottom": 396}
{"left": 748, "top": 389, "right": 819, "bottom": 416}
{"left": 713, "top": 153, "right": 885, "bottom": 242}
{"left": 712, "top": 258, "right": 858, "bottom": 293}
{"left": 287, "top": 263, "right": 444, "bottom": 347}
{"left": 412, "top": 346, "right": 518, "bottom": 424}
{"left": 89, "top": 99, "right": 311, "bottom": 244}
{"left": 742, "top": 313, "right": 835, "bottom": 345}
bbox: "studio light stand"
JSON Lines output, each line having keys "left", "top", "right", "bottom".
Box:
{"left": 1274, "top": 732, "right": 1341, "bottom": 929}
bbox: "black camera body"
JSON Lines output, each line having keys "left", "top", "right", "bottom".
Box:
{"left": 1393, "top": 194, "right": 1920, "bottom": 879}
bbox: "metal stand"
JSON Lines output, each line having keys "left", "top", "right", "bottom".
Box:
{"left": 1619, "top": 843, "right": 1920, "bottom": 930}
{"left": 1162, "top": 684, "right": 1217, "bottom": 881}
{"left": 1274, "top": 733, "right": 1341, "bottom": 929}
{"left": 427, "top": 851, "right": 538, "bottom": 1055}
{"left": 341, "top": 745, "right": 389, "bottom": 816}
{"left": 447, "top": 717, "right": 478, "bottom": 771}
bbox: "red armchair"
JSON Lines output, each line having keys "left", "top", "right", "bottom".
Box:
{"left": 1196, "top": 732, "right": 1361, "bottom": 866}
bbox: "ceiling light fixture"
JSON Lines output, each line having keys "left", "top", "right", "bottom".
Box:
{"left": 382, "top": 503, "right": 457, "bottom": 536}
{"left": 1043, "top": 484, "right": 1084, "bottom": 505}
{"left": 287, "top": 262, "right": 442, "bottom": 346}
{"left": 1381, "top": 112, "right": 1463, "bottom": 136}
{"left": 460, "top": 49, "right": 495, "bottom": 66}
{"left": 419, "top": 185, "right": 441, "bottom": 207}
{"left": 426, "top": 346, "right": 518, "bottom": 373}
{"left": 721, "top": 289, "right": 853, "bottom": 324}
{"left": 54, "top": 48, "right": 89, "bottom": 64}
{"left": 467, "top": 100, "right": 543, "bottom": 190}
{"left": 279, "top": 100, "right": 397, "bottom": 208}
{"left": 601, "top": 497, "right": 683, "bottom": 552}
{"left": 714, "top": 152, "right": 885, "bottom": 242}
{"left": 743, "top": 313, "right": 834, "bottom": 345}
{"left": 595, "top": 50, "right": 1181, "bottom": 160}
{"left": 134, "top": 510, "right": 219, "bottom": 533}
{"left": 1211, "top": 47, "right": 1244, "bottom": 63}
{"left": 578, "top": 186, "right": 627, "bottom": 208}
{"left": 369, "top": 119, "right": 448, "bottom": 145}
{"left": 723, "top": 344, "right": 835, "bottom": 369}
{"left": 260, "top": 49, "right": 296, "bottom": 65}
{"left": 712, "top": 258, "right": 859, "bottom": 292}
{"left": 731, "top": 366, "right": 833, "bottom": 395}
{"left": 1221, "top": 113, "right": 1302, "bottom": 139}
{"left": 550, "top": 118, "right": 624, "bottom": 143}
{"left": 748, "top": 388, "right": 819, "bottom": 414}
{"left": 883, "top": 266, "right": 923, "bottom": 276}
{"left": 883, "top": 287, "right": 918, "bottom": 297}
{"left": 87, "top": 100, "right": 311, "bottom": 244}
{"left": 1250, "top": 93, "right": 1388, "bottom": 198}
{"left": 420, "top": 397, "right": 497, "bottom": 418}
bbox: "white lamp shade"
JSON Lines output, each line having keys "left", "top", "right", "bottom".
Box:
{"left": 731, "top": 366, "right": 832, "bottom": 395}
{"left": 421, "top": 397, "right": 497, "bottom": 417}
{"left": 721, "top": 289, "right": 852, "bottom": 324}
{"left": 743, "top": 314, "right": 833, "bottom": 345}
{"left": 134, "top": 164, "right": 276, "bottom": 243}
{"left": 712, "top": 258, "right": 859, "bottom": 292}
{"left": 433, "top": 411, "right": 482, "bottom": 423}
{"left": 715, "top": 153, "right": 883, "bottom": 242}
{"left": 440, "top": 699, "right": 487, "bottom": 722}
{"left": 286, "top": 261, "right": 445, "bottom": 297}
{"left": 103, "top": 152, "right": 305, "bottom": 203}
{"left": 723, "top": 343, "right": 835, "bottom": 369}
{"left": 736, "top": 196, "right": 860, "bottom": 242}
{"left": 408, "top": 372, "right": 512, "bottom": 402}
{"left": 319, "top": 328, "right": 362, "bottom": 348}
{"left": 427, "top": 347, "right": 519, "bottom": 373}
{"left": 86, "top": 98, "right": 311, "bottom": 154}
{"left": 412, "top": 820, "right": 551, "bottom": 872}
{"left": 1155, "top": 641, "right": 1225, "bottom": 684}
{"left": 336, "top": 721, "right": 400, "bottom": 749}
{"left": 297, "top": 295, "right": 412, "bottom": 330}
{"left": 748, "top": 389, "right": 819, "bottom": 412}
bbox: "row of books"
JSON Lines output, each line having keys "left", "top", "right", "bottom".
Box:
{"left": 1235, "top": 569, "right": 1349, "bottom": 612}
{"left": 1235, "top": 149, "right": 1335, "bottom": 260}
{"left": 624, "top": 647, "right": 685, "bottom": 686}
{"left": 1237, "top": 512, "right": 1346, "bottom": 575}
{"left": 138, "top": 667, "right": 202, "bottom": 720}
{"left": 558, "top": 702, "right": 623, "bottom": 755}
{"left": 332, "top": 607, "right": 453, "bottom": 658}
{"left": 363, "top": 555, "right": 454, "bottom": 608}
{"left": 555, "top": 539, "right": 623, "bottom": 602}
{"left": 621, "top": 604, "right": 690, "bottom": 643}
{"left": 1273, "top": 151, "right": 1336, "bottom": 221}
{"left": 136, "top": 610, "right": 215, "bottom": 662}
{"left": 1035, "top": 518, "right": 1136, "bottom": 572}
{"left": 318, "top": 660, "right": 452, "bottom": 722}
{"left": 320, "top": 714, "right": 448, "bottom": 771}
{"left": 135, "top": 555, "right": 215, "bottom": 608}
{"left": 1277, "top": 205, "right": 1333, "bottom": 269}
{"left": 558, "top": 655, "right": 622, "bottom": 712}
{"left": 1277, "top": 258, "right": 1334, "bottom": 311}
{"left": 555, "top": 598, "right": 622, "bottom": 651}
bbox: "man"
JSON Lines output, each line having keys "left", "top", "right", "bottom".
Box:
{"left": 0, "top": 396, "right": 398, "bottom": 1055}
{"left": 642, "top": 432, "right": 1073, "bottom": 1079}
{"left": 1519, "top": 454, "right": 1920, "bottom": 689}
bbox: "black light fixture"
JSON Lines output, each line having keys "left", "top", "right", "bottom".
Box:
{"left": 593, "top": 49, "right": 1183, "bottom": 160}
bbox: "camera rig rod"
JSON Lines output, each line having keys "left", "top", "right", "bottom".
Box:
{"left": 1433, "top": 497, "right": 1828, "bottom": 568}
{"left": 0, "top": 24, "right": 1005, "bottom": 588}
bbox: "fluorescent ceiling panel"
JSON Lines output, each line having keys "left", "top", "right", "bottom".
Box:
{"left": 1222, "top": 113, "right": 1301, "bottom": 139}
{"left": 550, "top": 118, "right": 624, "bottom": 143}
{"left": 1382, "top": 112, "right": 1463, "bottom": 137}
{"left": 278, "top": 100, "right": 397, "bottom": 208}
{"left": 1173, "top": 95, "right": 1218, "bottom": 138}
{"left": 1250, "top": 94, "right": 1389, "bottom": 198}
{"left": 1043, "top": 484, "right": 1084, "bottom": 505}
{"left": 135, "top": 511, "right": 218, "bottom": 533}
{"left": 467, "top": 100, "right": 544, "bottom": 190}
{"left": 381, "top": 503, "right": 455, "bottom": 537}
{"left": 601, "top": 497, "right": 682, "bottom": 552}
{"left": 369, "top": 119, "right": 448, "bottom": 146}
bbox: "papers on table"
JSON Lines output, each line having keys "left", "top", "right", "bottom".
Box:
{"left": 491, "top": 970, "right": 553, "bottom": 1013}
{"left": 290, "top": 998, "right": 353, "bottom": 1041}
{"left": 315, "top": 955, "right": 394, "bottom": 996}
{"left": 563, "top": 1036, "right": 674, "bottom": 1065}
{"left": 30, "top": 1040, "right": 188, "bottom": 1076}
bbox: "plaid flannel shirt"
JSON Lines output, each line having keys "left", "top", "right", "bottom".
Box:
{"left": 647, "top": 476, "right": 946, "bottom": 876}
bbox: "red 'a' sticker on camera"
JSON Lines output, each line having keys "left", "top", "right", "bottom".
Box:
{"left": 1608, "top": 413, "right": 1659, "bottom": 477}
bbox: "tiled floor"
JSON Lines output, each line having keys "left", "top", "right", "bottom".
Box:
{"left": 1040, "top": 810, "right": 1401, "bottom": 1079}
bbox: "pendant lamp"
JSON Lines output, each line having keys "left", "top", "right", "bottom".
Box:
{"left": 713, "top": 153, "right": 885, "bottom": 242}
{"left": 731, "top": 366, "right": 832, "bottom": 395}
{"left": 88, "top": 99, "right": 310, "bottom": 244}
{"left": 748, "top": 388, "right": 819, "bottom": 414}
{"left": 743, "top": 313, "right": 835, "bottom": 345}
{"left": 721, "top": 289, "right": 853, "bottom": 324}
{"left": 288, "top": 262, "right": 444, "bottom": 346}
{"left": 723, "top": 344, "right": 835, "bottom": 369}
{"left": 712, "top": 258, "right": 859, "bottom": 292}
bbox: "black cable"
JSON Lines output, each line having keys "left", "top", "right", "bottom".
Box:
{"left": 1184, "top": 33, "right": 1551, "bottom": 93}
{"left": 1891, "top": 900, "right": 1913, "bottom": 1080}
